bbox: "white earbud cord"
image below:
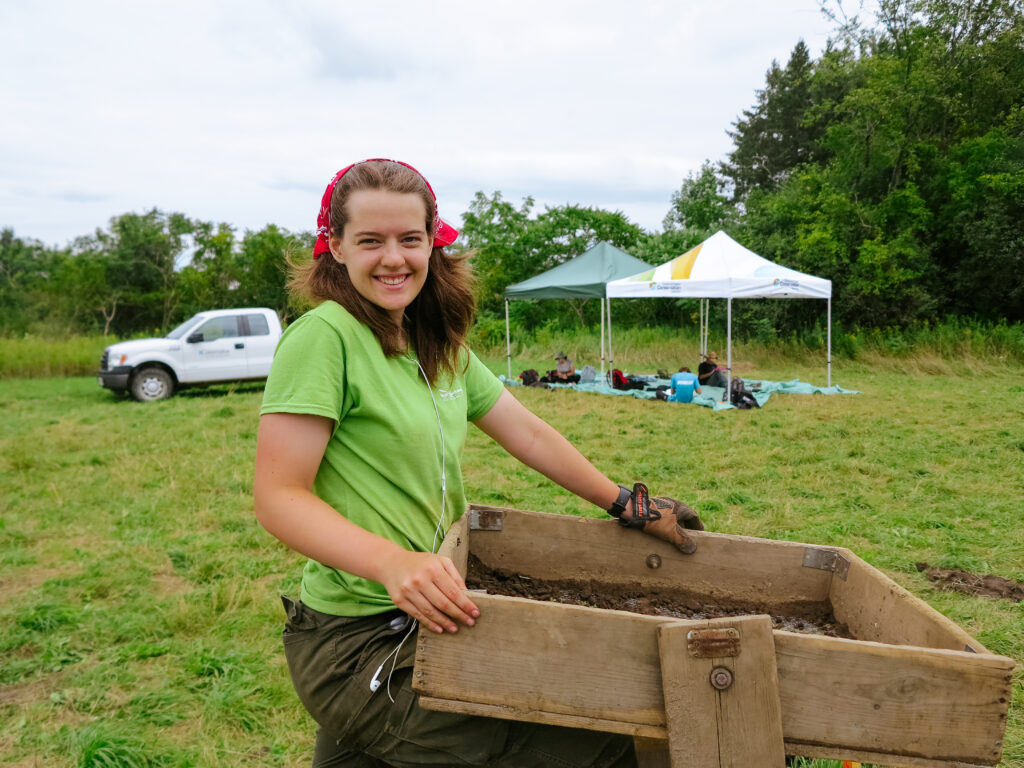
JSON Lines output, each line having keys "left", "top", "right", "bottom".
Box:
{"left": 412, "top": 355, "right": 447, "bottom": 554}
{"left": 375, "top": 355, "right": 448, "bottom": 702}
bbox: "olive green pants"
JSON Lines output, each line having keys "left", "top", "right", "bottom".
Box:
{"left": 281, "top": 597, "right": 637, "bottom": 768}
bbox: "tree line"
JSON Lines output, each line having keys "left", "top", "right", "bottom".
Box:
{"left": 0, "top": 215, "right": 311, "bottom": 338}
{"left": 2, "top": 0, "right": 1021, "bottom": 341}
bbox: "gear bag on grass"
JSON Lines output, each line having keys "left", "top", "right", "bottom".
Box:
{"left": 611, "top": 369, "right": 645, "bottom": 391}
{"left": 519, "top": 369, "right": 549, "bottom": 388}
{"left": 729, "top": 377, "right": 760, "bottom": 409}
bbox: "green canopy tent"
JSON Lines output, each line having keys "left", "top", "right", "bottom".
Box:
{"left": 502, "top": 241, "right": 654, "bottom": 380}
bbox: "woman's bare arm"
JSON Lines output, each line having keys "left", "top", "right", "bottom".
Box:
{"left": 254, "top": 412, "right": 478, "bottom": 633}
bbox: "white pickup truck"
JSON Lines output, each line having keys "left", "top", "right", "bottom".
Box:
{"left": 98, "top": 307, "right": 283, "bottom": 401}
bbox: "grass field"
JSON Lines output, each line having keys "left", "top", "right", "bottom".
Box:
{"left": 1, "top": 354, "right": 1022, "bottom": 767}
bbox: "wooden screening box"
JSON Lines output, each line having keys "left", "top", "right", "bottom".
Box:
{"left": 413, "top": 506, "right": 1015, "bottom": 768}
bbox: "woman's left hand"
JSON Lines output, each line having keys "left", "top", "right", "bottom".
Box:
{"left": 377, "top": 549, "right": 480, "bottom": 634}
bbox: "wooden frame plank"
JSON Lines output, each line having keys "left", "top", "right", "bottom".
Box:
{"left": 414, "top": 593, "right": 667, "bottom": 728}
{"left": 830, "top": 551, "right": 986, "bottom": 652}
{"left": 659, "top": 616, "right": 785, "bottom": 767}
{"left": 438, "top": 511, "right": 469, "bottom": 576}
{"left": 465, "top": 505, "right": 833, "bottom": 605}
{"left": 417, "top": 697, "right": 666, "bottom": 739}
{"left": 774, "top": 631, "right": 1013, "bottom": 766}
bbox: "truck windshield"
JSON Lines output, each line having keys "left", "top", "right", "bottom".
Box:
{"left": 166, "top": 315, "right": 206, "bottom": 339}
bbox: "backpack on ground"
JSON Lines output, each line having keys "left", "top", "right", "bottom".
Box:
{"left": 579, "top": 365, "right": 597, "bottom": 383}
{"left": 519, "top": 369, "right": 549, "bottom": 388}
{"left": 729, "top": 377, "right": 760, "bottom": 409}
{"left": 611, "top": 369, "right": 646, "bottom": 391}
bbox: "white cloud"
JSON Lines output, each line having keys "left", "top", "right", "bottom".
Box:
{"left": 0, "top": 0, "right": 871, "bottom": 247}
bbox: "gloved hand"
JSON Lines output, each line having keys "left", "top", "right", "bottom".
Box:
{"left": 620, "top": 482, "right": 703, "bottom": 554}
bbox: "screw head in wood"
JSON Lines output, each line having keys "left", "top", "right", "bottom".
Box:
{"left": 646, "top": 554, "right": 662, "bottom": 569}
{"left": 709, "top": 666, "right": 733, "bottom": 691}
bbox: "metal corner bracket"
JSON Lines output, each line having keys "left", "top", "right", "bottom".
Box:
{"left": 802, "top": 547, "right": 850, "bottom": 580}
{"left": 468, "top": 507, "right": 504, "bottom": 531}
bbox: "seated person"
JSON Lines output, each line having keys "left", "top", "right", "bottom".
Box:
{"left": 545, "top": 351, "right": 580, "bottom": 383}
{"left": 668, "top": 366, "right": 702, "bottom": 403}
{"left": 698, "top": 351, "right": 728, "bottom": 388}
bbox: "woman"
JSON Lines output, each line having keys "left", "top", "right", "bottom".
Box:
{"left": 546, "top": 351, "right": 580, "bottom": 383}
{"left": 254, "top": 159, "right": 702, "bottom": 767}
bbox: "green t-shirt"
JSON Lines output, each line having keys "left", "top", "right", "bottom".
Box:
{"left": 260, "top": 301, "right": 503, "bottom": 617}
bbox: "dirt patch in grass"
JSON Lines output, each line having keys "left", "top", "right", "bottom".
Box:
{"left": 0, "top": 672, "right": 61, "bottom": 707}
{"left": 916, "top": 562, "right": 1024, "bottom": 601}
{"left": 466, "top": 555, "right": 853, "bottom": 638}
{"left": 0, "top": 567, "right": 67, "bottom": 604}
{"left": 151, "top": 565, "right": 189, "bottom": 598}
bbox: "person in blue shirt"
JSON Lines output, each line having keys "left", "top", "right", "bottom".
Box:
{"left": 669, "top": 366, "right": 702, "bottom": 403}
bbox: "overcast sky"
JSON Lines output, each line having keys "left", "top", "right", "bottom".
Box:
{"left": 1, "top": 1, "right": 869, "bottom": 248}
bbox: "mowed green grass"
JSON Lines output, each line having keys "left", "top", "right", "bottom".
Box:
{"left": 1, "top": 358, "right": 1022, "bottom": 767}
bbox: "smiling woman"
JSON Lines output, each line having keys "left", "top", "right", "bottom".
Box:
{"left": 253, "top": 158, "right": 701, "bottom": 767}
{"left": 287, "top": 159, "right": 468, "bottom": 384}
{"left": 328, "top": 189, "right": 432, "bottom": 324}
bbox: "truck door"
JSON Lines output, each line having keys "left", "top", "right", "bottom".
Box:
{"left": 180, "top": 314, "right": 248, "bottom": 382}
{"left": 241, "top": 313, "right": 278, "bottom": 378}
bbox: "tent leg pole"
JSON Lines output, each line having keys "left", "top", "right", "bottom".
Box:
{"left": 701, "top": 299, "right": 707, "bottom": 357}
{"left": 703, "top": 299, "right": 710, "bottom": 357}
{"left": 607, "top": 298, "right": 614, "bottom": 384}
{"left": 505, "top": 299, "right": 512, "bottom": 381}
{"left": 600, "top": 296, "right": 606, "bottom": 381}
{"left": 726, "top": 298, "right": 732, "bottom": 403}
{"left": 827, "top": 297, "right": 832, "bottom": 388}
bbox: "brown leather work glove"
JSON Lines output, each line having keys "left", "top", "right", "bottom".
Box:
{"left": 620, "top": 483, "right": 703, "bottom": 555}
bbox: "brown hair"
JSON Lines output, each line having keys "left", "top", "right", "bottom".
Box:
{"left": 289, "top": 161, "right": 475, "bottom": 384}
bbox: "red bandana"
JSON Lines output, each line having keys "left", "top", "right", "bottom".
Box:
{"left": 312, "top": 158, "right": 459, "bottom": 259}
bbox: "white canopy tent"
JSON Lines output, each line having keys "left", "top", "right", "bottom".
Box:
{"left": 606, "top": 231, "right": 834, "bottom": 392}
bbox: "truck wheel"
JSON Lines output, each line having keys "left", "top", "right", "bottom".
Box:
{"left": 131, "top": 367, "right": 174, "bottom": 401}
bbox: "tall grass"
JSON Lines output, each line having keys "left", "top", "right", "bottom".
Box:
{"left": 473, "top": 317, "right": 1024, "bottom": 384}
{"left": 1, "top": 317, "right": 1021, "bottom": 379}
{"left": 0, "top": 335, "right": 112, "bottom": 379}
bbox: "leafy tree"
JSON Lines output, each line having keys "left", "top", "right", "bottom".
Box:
{"left": 526, "top": 205, "right": 644, "bottom": 265}
{"left": 460, "top": 192, "right": 643, "bottom": 326}
{"left": 53, "top": 245, "right": 124, "bottom": 335}
{"left": 933, "top": 118, "right": 1024, "bottom": 320}
{"left": 661, "top": 161, "right": 737, "bottom": 238}
{"left": 236, "top": 225, "right": 310, "bottom": 320}
{"left": 79, "top": 209, "right": 193, "bottom": 334}
{"left": 723, "top": 41, "right": 828, "bottom": 199}
{"left": 731, "top": 0, "right": 1024, "bottom": 328}
{"left": 458, "top": 192, "right": 534, "bottom": 316}
{"left": 176, "top": 222, "right": 238, "bottom": 317}
{"left": 0, "top": 229, "right": 56, "bottom": 333}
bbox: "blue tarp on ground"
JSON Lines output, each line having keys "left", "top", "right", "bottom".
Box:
{"left": 500, "top": 376, "right": 859, "bottom": 411}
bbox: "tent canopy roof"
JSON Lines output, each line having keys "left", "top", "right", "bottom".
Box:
{"left": 504, "top": 241, "right": 654, "bottom": 300}
{"left": 606, "top": 231, "right": 831, "bottom": 300}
